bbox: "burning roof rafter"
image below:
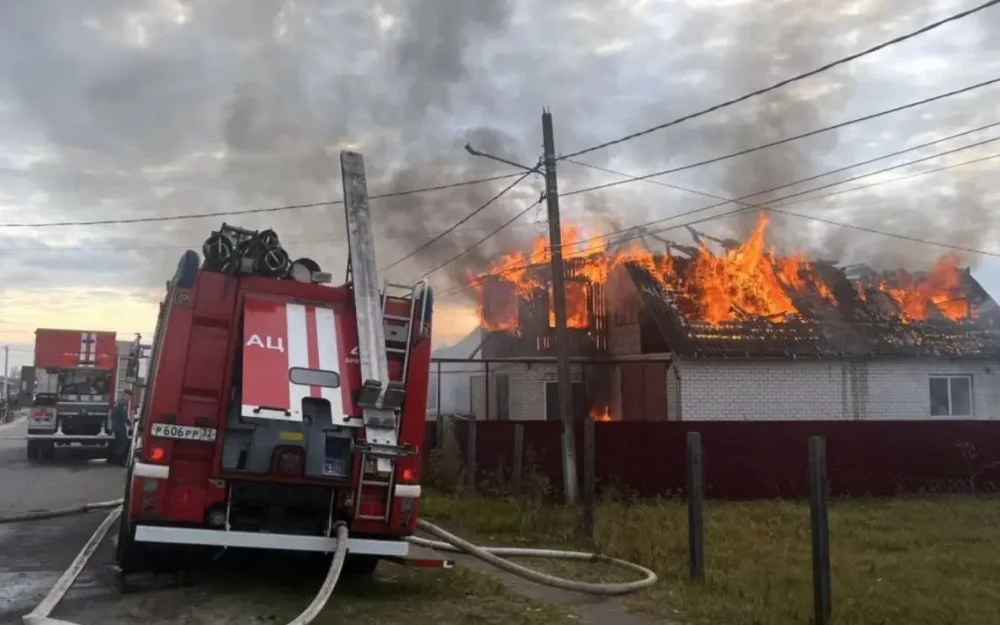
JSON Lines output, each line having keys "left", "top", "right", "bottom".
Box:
{"left": 471, "top": 213, "right": 1000, "bottom": 359}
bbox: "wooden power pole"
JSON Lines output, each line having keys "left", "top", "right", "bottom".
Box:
{"left": 541, "top": 109, "right": 579, "bottom": 505}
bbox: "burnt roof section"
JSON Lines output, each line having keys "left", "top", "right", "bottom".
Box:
{"left": 623, "top": 260, "right": 1000, "bottom": 360}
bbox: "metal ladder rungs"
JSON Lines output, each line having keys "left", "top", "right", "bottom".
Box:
{"left": 384, "top": 314, "right": 411, "bottom": 322}
{"left": 385, "top": 281, "right": 414, "bottom": 291}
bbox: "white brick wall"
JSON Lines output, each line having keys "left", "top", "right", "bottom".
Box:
{"left": 667, "top": 358, "right": 1000, "bottom": 421}
{"left": 471, "top": 363, "right": 584, "bottom": 421}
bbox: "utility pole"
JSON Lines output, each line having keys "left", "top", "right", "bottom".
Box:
{"left": 542, "top": 109, "right": 579, "bottom": 505}
{"left": 2, "top": 345, "right": 8, "bottom": 403}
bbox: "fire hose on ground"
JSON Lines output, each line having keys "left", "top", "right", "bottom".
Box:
{"left": 1, "top": 499, "right": 657, "bottom": 625}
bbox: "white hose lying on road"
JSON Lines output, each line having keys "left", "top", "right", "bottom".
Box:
{"left": 22, "top": 506, "right": 123, "bottom": 625}
{"left": 0, "top": 499, "right": 124, "bottom": 524}
{"left": 12, "top": 499, "right": 656, "bottom": 625}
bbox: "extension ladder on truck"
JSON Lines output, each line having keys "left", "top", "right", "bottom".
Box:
{"left": 340, "top": 153, "right": 420, "bottom": 502}
{"left": 354, "top": 279, "right": 430, "bottom": 521}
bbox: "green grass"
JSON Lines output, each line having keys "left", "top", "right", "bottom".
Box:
{"left": 422, "top": 493, "right": 1000, "bottom": 625}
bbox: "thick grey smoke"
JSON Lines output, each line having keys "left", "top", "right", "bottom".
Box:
{"left": 0, "top": 0, "right": 998, "bottom": 306}
{"left": 689, "top": 0, "right": 1000, "bottom": 272}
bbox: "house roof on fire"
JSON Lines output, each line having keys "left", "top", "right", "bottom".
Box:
{"left": 622, "top": 260, "right": 1000, "bottom": 360}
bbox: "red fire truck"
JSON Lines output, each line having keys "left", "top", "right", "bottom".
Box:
{"left": 116, "top": 152, "right": 436, "bottom": 576}
{"left": 27, "top": 328, "right": 121, "bottom": 462}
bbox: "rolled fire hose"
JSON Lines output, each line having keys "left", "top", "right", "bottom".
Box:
{"left": 5, "top": 498, "right": 656, "bottom": 625}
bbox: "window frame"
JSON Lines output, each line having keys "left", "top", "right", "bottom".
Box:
{"left": 928, "top": 374, "right": 974, "bottom": 418}
{"left": 543, "top": 380, "right": 587, "bottom": 421}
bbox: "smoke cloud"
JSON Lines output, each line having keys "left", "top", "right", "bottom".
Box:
{"left": 0, "top": 0, "right": 998, "bottom": 309}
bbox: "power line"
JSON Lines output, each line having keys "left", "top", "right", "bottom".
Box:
{"left": 559, "top": 0, "right": 1000, "bottom": 160}
{"left": 766, "top": 207, "right": 1000, "bottom": 258}
{"left": 432, "top": 117, "right": 1000, "bottom": 286}
{"left": 434, "top": 138, "right": 1000, "bottom": 300}
{"left": 573, "top": 150, "right": 1000, "bottom": 258}
{"left": 0, "top": 221, "right": 553, "bottom": 254}
{"left": 584, "top": 147, "right": 1000, "bottom": 253}
{"left": 559, "top": 76, "right": 1000, "bottom": 199}
{"left": 416, "top": 196, "right": 546, "bottom": 280}
{"left": 560, "top": 133, "right": 1000, "bottom": 251}
{"left": 378, "top": 168, "right": 538, "bottom": 274}
{"left": 780, "top": 150, "right": 1000, "bottom": 206}
{"left": 0, "top": 172, "right": 525, "bottom": 229}
{"left": 563, "top": 118, "right": 1000, "bottom": 202}
{"left": 3, "top": 77, "right": 993, "bottom": 234}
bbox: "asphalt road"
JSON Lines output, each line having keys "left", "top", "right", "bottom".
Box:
{"left": 0, "top": 418, "right": 312, "bottom": 625}
{"left": 0, "top": 417, "right": 125, "bottom": 624}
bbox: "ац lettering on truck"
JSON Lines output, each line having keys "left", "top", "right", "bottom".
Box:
{"left": 27, "top": 329, "right": 119, "bottom": 462}
{"left": 116, "top": 151, "right": 441, "bottom": 577}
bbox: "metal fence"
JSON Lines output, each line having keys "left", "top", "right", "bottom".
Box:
{"left": 423, "top": 419, "right": 1000, "bottom": 499}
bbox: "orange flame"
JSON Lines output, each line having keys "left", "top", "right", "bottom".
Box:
{"left": 589, "top": 404, "right": 612, "bottom": 421}
{"left": 472, "top": 212, "right": 970, "bottom": 330}
{"left": 875, "top": 254, "right": 969, "bottom": 321}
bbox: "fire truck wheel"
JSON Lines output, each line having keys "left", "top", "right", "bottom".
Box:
{"left": 115, "top": 470, "right": 146, "bottom": 576}
{"left": 39, "top": 441, "right": 55, "bottom": 461}
{"left": 341, "top": 554, "right": 379, "bottom": 577}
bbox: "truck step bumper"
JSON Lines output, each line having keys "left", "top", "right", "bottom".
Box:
{"left": 133, "top": 525, "right": 410, "bottom": 557}
{"left": 25, "top": 433, "right": 117, "bottom": 442}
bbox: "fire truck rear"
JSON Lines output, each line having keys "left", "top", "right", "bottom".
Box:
{"left": 117, "top": 152, "right": 437, "bottom": 575}
{"left": 27, "top": 328, "right": 120, "bottom": 462}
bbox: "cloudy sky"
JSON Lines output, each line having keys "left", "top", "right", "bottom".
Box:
{"left": 1, "top": 0, "right": 999, "bottom": 369}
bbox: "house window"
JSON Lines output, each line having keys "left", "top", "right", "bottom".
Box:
{"left": 929, "top": 375, "right": 972, "bottom": 417}
{"left": 495, "top": 374, "right": 510, "bottom": 421}
{"left": 544, "top": 381, "right": 587, "bottom": 421}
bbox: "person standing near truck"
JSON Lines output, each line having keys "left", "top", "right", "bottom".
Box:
{"left": 108, "top": 389, "right": 131, "bottom": 466}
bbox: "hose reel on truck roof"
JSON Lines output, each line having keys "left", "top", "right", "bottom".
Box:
{"left": 201, "top": 223, "right": 328, "bottom": 283}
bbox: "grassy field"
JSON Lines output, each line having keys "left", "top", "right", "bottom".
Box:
{"left": 422, "top": 493, "right": 1000, "bottom": 625}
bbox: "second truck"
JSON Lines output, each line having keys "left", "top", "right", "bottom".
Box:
{"left": 27, "top": 328, "right": 126, "bottom": 463}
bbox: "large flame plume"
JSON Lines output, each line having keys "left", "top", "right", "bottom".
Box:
{"left": 472, "top": 213, "right": 971, "bottom": 330}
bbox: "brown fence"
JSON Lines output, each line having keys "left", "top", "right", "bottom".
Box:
{"left": 423, "top": 420, "right": 1000, "bottom": 499}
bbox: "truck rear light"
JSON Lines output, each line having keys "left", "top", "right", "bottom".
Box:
{"left": 400, "top": 467, "right": 416, "bottom": 483}
{"left": 149, "top": 446, "right": 166, "bottom": 462}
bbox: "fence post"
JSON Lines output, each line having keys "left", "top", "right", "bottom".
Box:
{"left": 435, "top": 360, "right": 443, "bottom": 448}
{"left": 583, "top": 416, "right": 596, "bottom": 542}
{"left": 512, "top": 423, "right": 524, "bottom": 496}
{"left": 809, "top": 436, "right": 832, "bottom": 625}
{"left": 484, "top": 361, "right": 491, "bottom": 421}
{"left": 686, "top": 431, "right": 705, "bottom": 581}
{"left": 467, "top": 415, "right": 478, "bottom": 490}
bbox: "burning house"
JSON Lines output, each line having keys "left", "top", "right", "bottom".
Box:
{"left": 454, "top": 213, "right": 1000, "bottom": 422}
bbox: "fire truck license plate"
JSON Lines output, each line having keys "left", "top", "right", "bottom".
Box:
{"left": 150, "top": 423, "right": 217, "bottom": 442}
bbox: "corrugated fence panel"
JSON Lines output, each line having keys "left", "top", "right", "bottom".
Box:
{"left": 422, "top": 420, "right": 1000, "bottom": 499}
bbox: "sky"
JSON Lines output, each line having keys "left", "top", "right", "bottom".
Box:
{"left": 1, "top": 0, "right": 999, "bottom": 370}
